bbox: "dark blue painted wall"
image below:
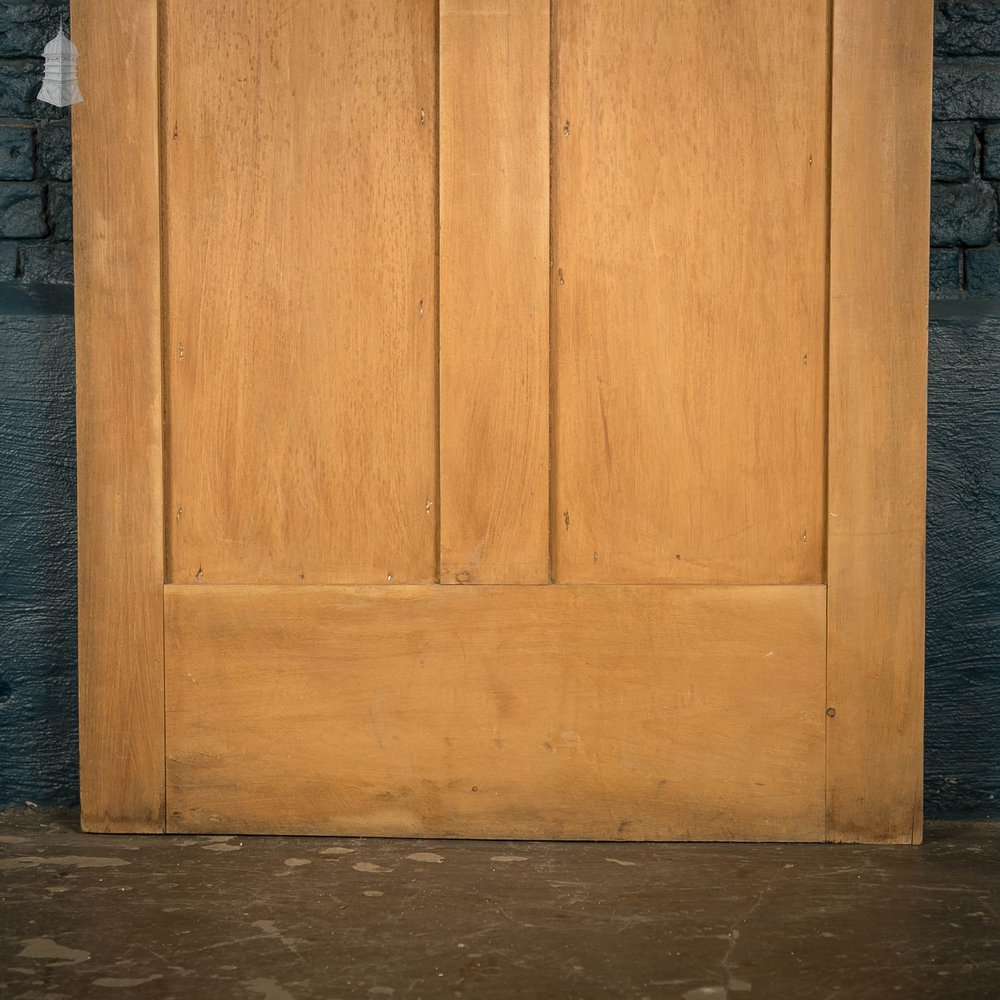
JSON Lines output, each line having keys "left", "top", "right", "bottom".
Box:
{"left": 925, "top": 300, "right": 1000, "bottom": 818}
{"left": 924, "top": 2, "right": 1000, "bottom": 819}
{"left": 0, "top": 284, "right": 76, "bottom": 806}
{"left": 0, "top": 2, "right": 998, "bottom": 819}
{"left": 1, "top": 0, "right": 77, "bottom": 807}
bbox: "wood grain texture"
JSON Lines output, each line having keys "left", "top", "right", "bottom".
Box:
{"left": 71, "top": 0, "right": 165, "bottom": 831}
{"left": 552, "top": 0, "right": 829, "bottom": 584}
{"left": 162, "top": 0, "right": 437, "bottom": 585}
{"left": 826, "top": 0, "right": 933, "bottom": 844}
{"left": 165, "top": 584, "right": 827, "bottom": 840}
{"left": 439, "top": 0, "right": 550, "bottom": 584}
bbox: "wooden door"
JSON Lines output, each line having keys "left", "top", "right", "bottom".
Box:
{"left": 72, "top": 0, "right": 933, "bottom": 842}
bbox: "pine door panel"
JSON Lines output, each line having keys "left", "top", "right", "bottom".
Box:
{"left": 552, "top": 0, "right": 829, "bottom": 584}
{"left": 163, "top": 0, "right": 437, "bottom": 585}
{"left": 165, "top": 584, "right": 827, "bottom": 840}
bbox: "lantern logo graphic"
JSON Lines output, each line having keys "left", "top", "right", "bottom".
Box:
{"left": 37, "top": 27, "right": 83, "bottom": 107}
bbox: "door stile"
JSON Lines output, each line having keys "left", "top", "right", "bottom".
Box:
{"left": 72, "top": 0, "right": 166, "bottom": 832}
{"left": 826, "top": 0, "right": 933, "bottom": 844}
{"left": 439, "top": 0, "right": 551, "bottom": 584}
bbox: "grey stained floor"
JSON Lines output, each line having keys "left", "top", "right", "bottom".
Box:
{"left": 1, "top": 811, "right": 999, "bottom": 1000}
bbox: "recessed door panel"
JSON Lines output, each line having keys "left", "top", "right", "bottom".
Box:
{"left": 163, "top": 0, "right": 437, "bottom": 585}
{"left": 553, "top": 0, "right": 829, "bottom": 584}
{"left": 165, "top": 583, "right": 827, "bottom": 841}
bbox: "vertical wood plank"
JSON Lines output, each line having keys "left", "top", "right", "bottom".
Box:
{"left": 827, "top": 0, "right": 933, "bottom": 844}
{"left": 552, "top": 0, "right": 829, "bottom": 585}
{"left": 439, "top": 0, "right": 550, "bottom": 584}
{"left": 71, "top": 0, "right": 165, "bottom": 831}
{"left": 163, "top": 1, "right": 437, "bottom": 585}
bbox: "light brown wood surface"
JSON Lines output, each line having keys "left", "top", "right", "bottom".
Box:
{"left": 72, "top": 0, "right": 165, "bottom": 832}
{"left": 162, "top": 0, "right": 437, "bottom": 585}
{"left": 165, "top": 584, "right": 827, "bottom": 840}
{"left": 552, "top": 0, "right": 829, "bottom": 584}
{"left": 826, "top": 0, "right": 932, "bottom": 844}
{"left": 439, "top": 0, "right": 550, "bottom": 584}
{"left": 73, "top": 1, "right": 932, "bottom": 842}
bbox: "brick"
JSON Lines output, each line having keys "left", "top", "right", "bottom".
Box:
{"left": 0, "top": 242, "right": 17, "bottom": 280}
{"left": 36, "top": 125, "right": 69, "bottom": 180}
{"left": 934, "top": 63, "right": 1000, "bottom": 121}
{"left": 0, "top": 3, "right": 69, "bottom": 59}
{"left": 965, "top": 247, "right": 1000, "bottom": 295}
{"left": 19, "top": 243, "right": 72, "bottom": 284}
{"left": 932, "top": 123, "right": 977, "bottom": 182}
{"left": 983, "top": 126, "right": 1000, "bottom": 180}
{"left": 931, "top": 181, "right": 997, "bottom": 247}
{"left": 935, "top": 1, "right": 1000, "bottom": 57}
{"left": 46, "top": 181, "right": 70, "bottom": 240}
{"left": 930, "top": 248, "right": 962, "bottom": 299}
{"left": 0, "top": 126, "right": 34, "bottom": 181}
{"left": 0, "top": 60, "right": 69, "bottom": 122}
{"left": 0, "top": 182, "right": 45, "bottom": 238}
{"left": 0, "top": 60, "right": 40, "bottom": 118}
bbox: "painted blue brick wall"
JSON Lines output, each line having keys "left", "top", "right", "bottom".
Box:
{"left": 0, "top": 0, "right": 73, "bottom": 284}
{"left": 1, "top": 0, "right": 76, "bottom": 808}
{"left": 0, "top": 285, "right": 77, "bottom": 807}
{"left": 0, "top": 2, "right": 997, "bottom": 819}
{"left": 926, "top": 300, "right": 1000, "bottom": 818}
{"left": 925, "top": 1, "right": 1000, "bottom": 819}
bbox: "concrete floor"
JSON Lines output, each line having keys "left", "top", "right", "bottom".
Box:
{"left": 1, "top": 811, "right": 998, "bottom": 999}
